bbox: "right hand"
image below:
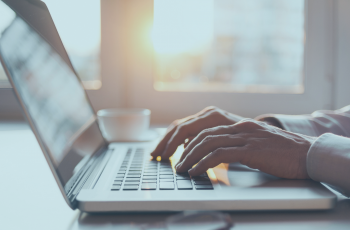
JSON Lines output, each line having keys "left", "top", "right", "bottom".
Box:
{"left": 150, "top": 106, "right": 245, "bottom": 160}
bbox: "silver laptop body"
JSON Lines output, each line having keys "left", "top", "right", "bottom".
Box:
{"left": 0, "top": 0, "right": 336, "bottom": 212}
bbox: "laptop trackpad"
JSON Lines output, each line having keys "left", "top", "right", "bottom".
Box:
{"left": 213, "top": 162, "right": 315, "bottom": 189}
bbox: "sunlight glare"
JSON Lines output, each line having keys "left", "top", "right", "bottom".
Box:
{"left": 152, "top": 0, "right": 214, "bottom": 55}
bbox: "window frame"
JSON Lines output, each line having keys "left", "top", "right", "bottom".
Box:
{"left": 2, "top": 0, "right": 348, "bottom": 124}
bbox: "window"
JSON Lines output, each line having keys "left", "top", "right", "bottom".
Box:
{"left": 122, "top": 0, "right": 335, "bottom": 123}
{"left": 152, "top": 0, "right": 305, "bottom": 93}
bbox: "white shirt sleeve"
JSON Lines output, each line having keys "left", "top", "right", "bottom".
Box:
{"left": 256, "top": 105, "right": 350, "bottom": 197}
{"left": 307, "top": 133, "right": 350, "bottom": 197}
{"left": 256, "top": 105, "right": 350, "bottom": 137}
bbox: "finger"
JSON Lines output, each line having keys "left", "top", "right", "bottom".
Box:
{"left": 160, "top": 119, "right": 203, "bottom": 159}
{"left": 176, "top": 134, "right": 246, "bottom": 172}
{"left": 151, "top": 126, "right": 177, "bottom": 157}
{"left": 151, "top": 107, "right": 217, "bottom": 157}
{"left": 160, "top": 111, "right": 224, "bottom": 159}
{"left": 188, "top": 147, "right": 243, "bottom": 176}
{"left": 161, "top": 108, "right": 234, "bottom": 159}
{"left": 176, "top": 125, "right": 236, "bottom": 166}
{"left": 183, "top": 136, "right": 195, "bottom": 149}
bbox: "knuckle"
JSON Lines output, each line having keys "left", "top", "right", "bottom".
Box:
{"left": 200, "top": 127, "right": 214, "bottom": 136}
{"left": 209, "top": 110, "right": 222, "bottom": 117}
{"left": 238, "top": 119, "right": 257, "bottom": 128}
{"left": 205, "top": 105, "right": 217, "bottom": 110}
{"left": 202, "top": 135, "right": 215, "bottom": 144}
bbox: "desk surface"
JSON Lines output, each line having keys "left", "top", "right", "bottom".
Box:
{"left": 1, "top": 121, "right": 349, "bottom": 230}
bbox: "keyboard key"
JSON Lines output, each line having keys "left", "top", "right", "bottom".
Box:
{"left": 160, "top": 169, "right": 173, "bottom": 172}
{"left": 160, "top": 167, "right": 172, "bottom": 170}
{"left": 128, "top": 170, "right": 142, "bottom": 173}
{"left": 143, "top": 173, "right": 157, "bottom": 176}
{"left": 159, "top": 175, "right": 173, "bottom": 179}
{"left": 159, "top": 171, "right": 173, "bottom": 175}
{"left": 177, "top": 180, "right": 193, "bottom": 190}
{"left": 118, "top": 170, "right": 126, "bottom": 173}
{"left": 141, "top": 183, "right": 157, "bottom": 190}
{"left": 144, "top": 165, "right": 157, "bottom": 168}
{"left": 198, "top": 173, "right": 208, "bottom": 177}
{"left": 124, "top": 181, "right": 140, "bottom": 185}
{"left": 116, "top": 174, "right": 125, "bottom": 178}
{"left": 176, "top": 172, "right": 189, "bottom": 176}
{"left": 111, "top": 185, "right": 121, "bottom": 191}
{"left": 194, "top": 180, "right": 212, "bottom": 185}
{"left": 126, "top": 175, "right": 141, "bottom": 178}
{"left": 113, "top": 181, "right": 122, "bottom": 185}
{"left": 192, "top": 177, "right": 210, "bottom": 181}
{"left": 176, "top": 175, "right": 190, "bottom": 180}
{"left": 114, "top": 179, "right": 123, "bottom": 182}
{"left": 160, "top": 178, "right": 174, "bottom": 182}
{"left": 142, "top": 179, "right": 157, "bottom": 183}
{"left": 145, "top": 168, "right": 157, "bottom": 171}
{"left": 160, "top": 168, "right": 172, "bottom": 170}
{"left": 195, "top": 185, "right": 213, "bottom": 190}
{"left": 144, "top": 170, "right": 157, "bottom": 173}
{"left": 123, "top": 185, "right": 139, "bottom": 190}
{"left": 143, "top": 176, "right": 157, "bottom": 180}
{"left": 125, "top": 179, "right": 140, "bottom": 182}
{"left": 160, "top": 182, "right": 175, "bottom": 190}
{"left": 130, "top": 168, "right": 143, "bottom": 171}
{"left": 127, "top": 173, "right": 141, "bottom": 176}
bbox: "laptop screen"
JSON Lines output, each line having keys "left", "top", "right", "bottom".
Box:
{"left": 0, "top": 0, "right": 106, "bottom": 202}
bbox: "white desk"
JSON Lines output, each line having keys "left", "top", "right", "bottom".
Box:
{"left": 1, "top": 121, "right": 349, "bottom": 230}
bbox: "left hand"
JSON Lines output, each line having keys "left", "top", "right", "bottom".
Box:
{"left": 175, "top": 119, "right": 317, "bottom": 179}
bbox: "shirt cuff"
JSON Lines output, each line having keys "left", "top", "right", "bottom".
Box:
{"left": 307, "top": 133, "right": 350, "bottom": 197}
{"left": 256, "top": 114, "right": 319, "bottom": 136}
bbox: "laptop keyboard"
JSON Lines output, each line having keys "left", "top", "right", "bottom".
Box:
{"left": 111, "top": 148, "right": 213, "bottom": 191}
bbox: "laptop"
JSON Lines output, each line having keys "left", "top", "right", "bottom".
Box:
{"left": 0, "top": 0, "right": 336, "bottom": 212}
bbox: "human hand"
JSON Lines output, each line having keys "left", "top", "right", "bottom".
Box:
{"left": 175, "top": 119, "right": 316, "bottom": 179}
{"left": 151, "top": 106, "right": 244, "bottom": 160}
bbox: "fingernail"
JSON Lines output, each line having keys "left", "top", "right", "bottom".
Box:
{"left": 175, "top": 163, "right": 181, "bottom": 171}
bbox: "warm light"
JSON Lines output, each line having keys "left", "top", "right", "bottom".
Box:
{"left": 152, "top": 0, "right": 214, "bottom": 54}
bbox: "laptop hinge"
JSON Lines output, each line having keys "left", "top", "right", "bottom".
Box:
{"left": 66, "top": 147, "right": 110, "bottom": 208}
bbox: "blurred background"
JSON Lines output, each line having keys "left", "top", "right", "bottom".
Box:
{"left": 1, "top": 0, "right": 350, "bottom": 124}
